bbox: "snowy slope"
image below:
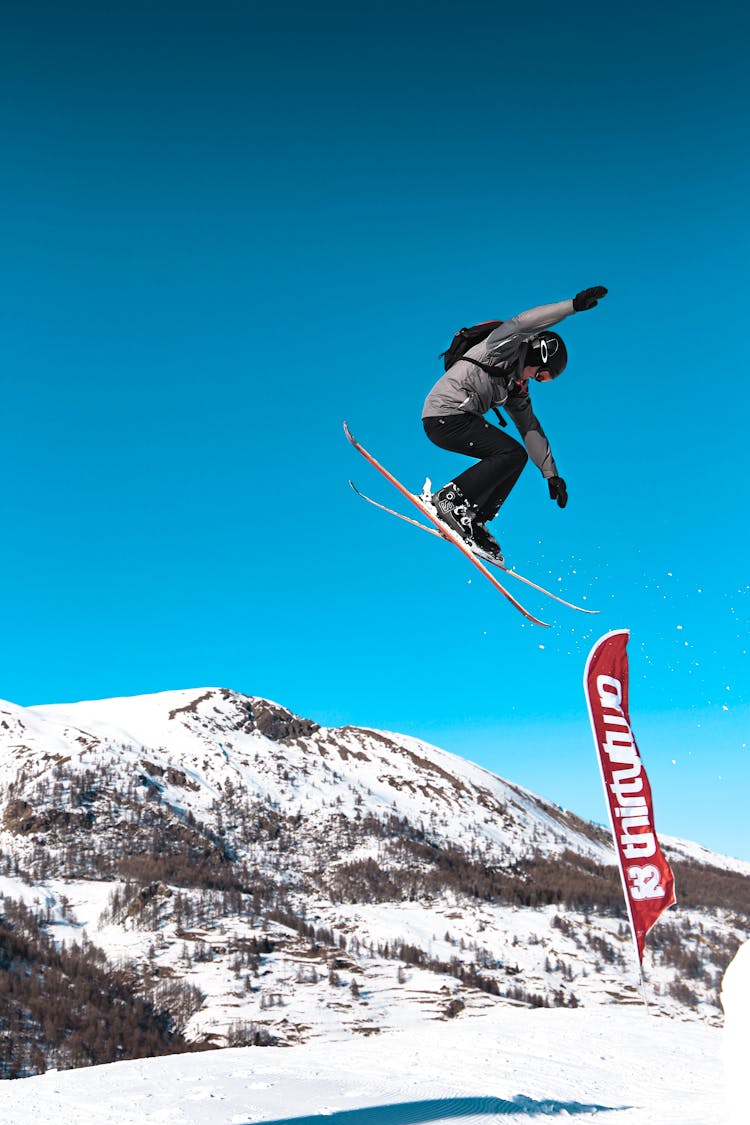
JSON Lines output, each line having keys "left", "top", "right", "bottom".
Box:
{"left": 0, "top": 1006, "right": 725, "bottom": 1125}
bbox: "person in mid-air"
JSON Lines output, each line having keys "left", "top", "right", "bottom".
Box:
{"left": 421, "top": 286, "right": 608, "bottom": 562}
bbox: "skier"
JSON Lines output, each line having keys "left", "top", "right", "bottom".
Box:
{"left": 421, "top": 286, "right": 608, "bottom": 561}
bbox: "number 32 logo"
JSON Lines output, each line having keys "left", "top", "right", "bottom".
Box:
{"left": 628, "top": 864, "right": 666, "bottom": 900}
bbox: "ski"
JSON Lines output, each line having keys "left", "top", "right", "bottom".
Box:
{"left": 343, "top": 421, "right": 550, "bottom": 627}
{"left": 348, "top": 480, "right": 598, "bottom": 616}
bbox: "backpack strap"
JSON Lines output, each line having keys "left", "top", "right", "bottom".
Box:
{"left": 460, "top": 355, "right": 501, "bottom": 376}
{"left": 456, "top": 355, "right": 508, "bottom": 426}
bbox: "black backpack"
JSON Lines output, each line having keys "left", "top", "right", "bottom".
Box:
{"left": 439, "top": 319, "right": 503, "bottom": 371}
{"left": 439, "top": 318, "right": 510, "bottom": 427}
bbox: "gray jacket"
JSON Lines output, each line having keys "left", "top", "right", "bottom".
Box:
{"left": 422, "top": 299, "right": 575, "bottom": 479}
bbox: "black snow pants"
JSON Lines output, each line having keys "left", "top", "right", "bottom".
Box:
{"left": 423, "top": 414, "right": 528, "bottom": 522}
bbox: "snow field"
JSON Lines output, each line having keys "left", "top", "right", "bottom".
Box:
{"left": 0, "top": 1005, "right": 723, "bottom": 1125}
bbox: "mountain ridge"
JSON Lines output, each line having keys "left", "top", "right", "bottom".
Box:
{"left": 8, "top": 685, "right": 748, "bottom": 873}
{"left": 1, "top": 686, "right": 748, "bottom": 1077}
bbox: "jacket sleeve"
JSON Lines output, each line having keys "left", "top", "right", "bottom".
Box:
{"left": 504, "top": 389, "right": 559, "bottom": 479}
{"left": 484, "top": 299, "right": 575, "bottom": 357}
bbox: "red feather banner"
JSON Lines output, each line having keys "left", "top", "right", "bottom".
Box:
{"left": 584, "top": 630, "right": 676, "bottom": 965}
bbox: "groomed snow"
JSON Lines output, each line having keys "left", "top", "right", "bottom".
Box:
{"left": 0, "top": 1006, "right": 723, "bottom": 1125}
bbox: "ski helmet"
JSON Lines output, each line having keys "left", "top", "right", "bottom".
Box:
{"left": 526, "top": 331, "right": 567, "bottom": 377}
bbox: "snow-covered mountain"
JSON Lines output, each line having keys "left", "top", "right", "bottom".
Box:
{"left": 2, "top": 685, "right": 615, "bottom": 865}
{"left": 1, "top": 687, "right": 748, "bottom": 1075}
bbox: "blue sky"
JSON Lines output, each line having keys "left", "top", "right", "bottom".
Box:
{"left": 2, "top": 1, "right": 749, "bottom": 860}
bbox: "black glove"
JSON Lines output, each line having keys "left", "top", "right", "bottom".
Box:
{"left": 572, "top": 286, "right": 608, "bottom": 312}
{"left": 548, "top": 476, "right": 568, "bottom": 508}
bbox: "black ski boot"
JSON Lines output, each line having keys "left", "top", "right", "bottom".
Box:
{"left": 432, "top": 482, "right": 479, "bottom": 545}
{"left": 433, "top": 484, "right": 505, "bottom": 563}
{"left": 471, "top": 519, "right": 504, "bottom": 564}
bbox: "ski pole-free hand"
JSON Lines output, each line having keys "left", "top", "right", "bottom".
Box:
{"left": 572, "top": 286, "right": 608, "bottom": 311}
{"left": 548, "top": 476, "right": 568, "bottom": 508}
